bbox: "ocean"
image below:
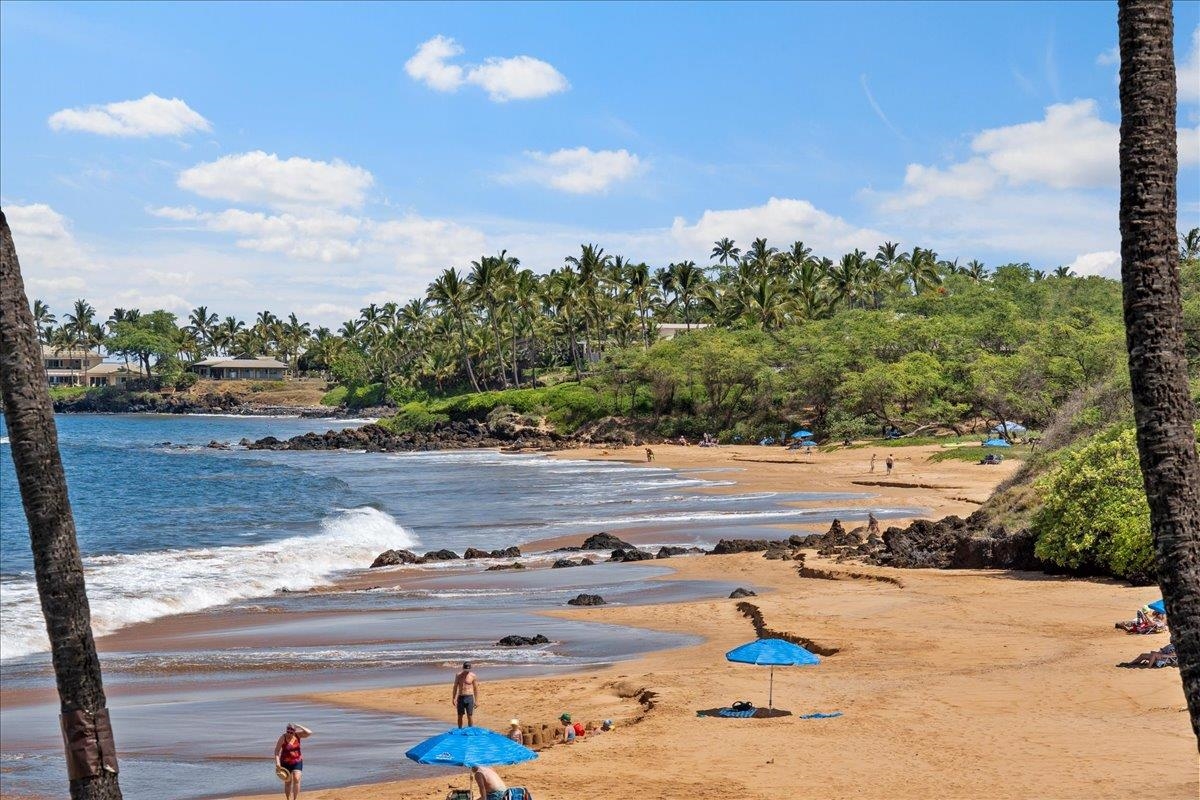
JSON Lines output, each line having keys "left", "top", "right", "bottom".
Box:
{"left": 0, "top": 414, "right": 922, "bottom": 798}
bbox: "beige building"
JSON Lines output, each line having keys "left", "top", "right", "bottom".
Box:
{"left": 189, "top": 356, "right": 288, "bottom": 381}
{"left": 42, "top": 345, "right": 142, "bottom": 387}
{"left": 655, "top": 323, "right": 711, "bottom": 341}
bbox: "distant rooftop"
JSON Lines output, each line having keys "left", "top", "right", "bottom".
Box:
{"left": 192, "top": 356, "right": 288, "bottom": 369}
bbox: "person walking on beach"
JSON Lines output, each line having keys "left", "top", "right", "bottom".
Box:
{"left": 452, "top": 662, "right": 479, "bottom": 727}
{"left": 869, "top": 453, "right": 877, "bottom": 473}
{"left": 274, "top": 723, "right": 311, "bottom": 800}
{"left": 471, "top": 765, "right": 508, "bottom": 800}
{"left": 645, "top": 447, "right": 654, "bottom": 462}
{"left": 885, "top": 454, "right": 895, "bottom": 475}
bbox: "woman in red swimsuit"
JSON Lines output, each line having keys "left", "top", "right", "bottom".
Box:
{"left": 274, "top": 723, "right": 312, "bottom": 800}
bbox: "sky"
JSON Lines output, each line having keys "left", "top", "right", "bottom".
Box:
{"left": 2, "top": 0, "right": 1199, "bottom": 328}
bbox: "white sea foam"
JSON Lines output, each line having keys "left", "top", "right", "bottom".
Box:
{"left": 0, "top": 507, "right": 418, "bottom": 661}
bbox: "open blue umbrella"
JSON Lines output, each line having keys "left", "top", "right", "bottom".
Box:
{"left": 1149, "top": 599, "right": 1166, "bottom": 614}
{"left": 791, "top": 430, "right": 814, "bottom": 439}
{"left": 406, "top": 726, "right": 536, "bottom": 794}
{"left": 406, "top": 726, "right": 536, "bottom": 767}
{"left": 991, "top": 422, "right": 1027, "bottom": 435}
{"left": 983, "top": 438, "right": 1011, "bottom": 447}
{"left": 726, "top": 638, "right": 820, "bottom": 710}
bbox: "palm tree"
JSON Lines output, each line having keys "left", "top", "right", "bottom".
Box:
{"left": 63, "top": 300, "right": 97, "bottom": 385}
{"left": 898, "top": 247, "right": 942, "bottom": 295}
{"left": 710, "top": 237, "right": 740, "bottom": 279}
{"left": 670, "top": 261, "right": 704, "bottom": 329}
{"left": 1052, "top": 266, "right": 1075, "bottom": 279}
{"left": 0, "top": 211, "right": 124, "bottom": 799}
{"left": 187, "top": 307, "right": 219, "bottom": 356}
{"left": 428, "top": 267, "right": 481, "bottom": 392}
{"left": 625, "top": 261, "right": 655, "bottom": 346}
{"left": 1179, "top": 227, "right": 1200, "bottom": 260}
{"left": 32, "top": 299, "right": 55, "bottom": 343}
{"left": 1116, "top": 0, "right": 1200, "bottom": 737}
{"left": 964, "top": 259, "right": 989, "bottom": 282}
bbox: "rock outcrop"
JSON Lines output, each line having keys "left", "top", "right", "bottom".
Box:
{"left": 423, "top": 549, "right": 460, "bottom": 561}
{"left": 369, "top": 549, "right": 424, "bottom": 568}
{"left": 655, "top": 546, "right": 704, "bottom": 558}
{"left": 867, "top": 514, "right": 1043, "bottom": 571}
{"left": 608, "top": 548, "right": 654, "bottom": 563}
{"left": 463, "top": 546, "right": 522, "bottom": 560}
{"left": 496, "top": 634, "right": 550, "bottom": 647}
{"left": 551, "top": 558, "right": 594, "bottom": 568}
{"left": 729, "top": 587, "right": 757, "bottom": 598}
{"left": 708, "top": 538, "right": 775, "bottom": 555}
{"left": 567, "top": 593, "right": 607, "bottom": 606}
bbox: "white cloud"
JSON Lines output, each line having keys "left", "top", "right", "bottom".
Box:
{"left": 973, "top": 99, "right": 1117, "bottom": 189}
{"left": 1096, "top": 46, "right": 1120, "bottom": 67}
{"left": 177, "top": 151, "right": 374, "bottom": 210}
{"left": 404, "top": 35, "right": 568, "bottom": 102}
{"left": 1180, "top": 26, "right": 1199, "bottom": 105}
{"left": 1067, "top": 250, "right": 1121, "bottom": 278}
{"left": 151, "top": 205, "right": 365, "bottom": 262}
{"left": 507, "top": 147, "right": 643, "bottom": 194}
{"left": 3, "top": 202, "right": 95, "bottom": 272}
{"left": 404, "top": 35, "right": 466, "bottom": 92}
{"left": 27, "top": 276, "right": 87, "bottom": 294}
{"left": 670, "top": 197, "right": 886, "bottom": 256}
{"left": 48, "top": 94, "right": 211, "bottom": 137}
{"left": 880, "top": 159, "right": 998, "bottom": 212}
{"left": 467, "top": 55, "right": 569, "bottom": 102}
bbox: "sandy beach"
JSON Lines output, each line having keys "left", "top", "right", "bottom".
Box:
{"left": 220, "top": 444, "right": 1196, "bottom": 800}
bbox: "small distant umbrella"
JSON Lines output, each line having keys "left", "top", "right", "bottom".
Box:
{"left": 990, "top": 422, "right": 1027, "bottom": 435}
{"left": 791, "top": 430, "right": 814, "bottom": 439}
{"left": 406, "top": 726, "right": 536, "bottom": 791}
{"left": 1149, "top": 599, "right": 1166, "bottom": 614}
{"left": 983, "top": 438, "right": 1012, "bottom": 447}
{"left": 726, "top": 638, "right": 820, "bottom": 710}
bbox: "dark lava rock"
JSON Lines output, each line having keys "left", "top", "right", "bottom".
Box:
{"left": 486, "top": 562, "right": 525, "bottom": 571}
{"left": 206, "top": 440, "right": 230, "bottom": 450}
{"left": 729, "top": 587, "right": 757, "bottom": 598}
{"left": 708, "top": 539, "right": 774, "bottom": 555}
{"left": 423, "top": 549, "right": 460, "bottom": 561}
{"left": 870, "top": 516, "right": 1042, "bottom": 571}
{"left": 552, "top": 558, "right": 593, "bottom": 568}
{"left": 567, "top": 593, "right": 607, "bottom": 606}
{"left": 581, "top": 532, "right": 635, "bottom": 551}
{"left": 369, "top": 549, "right": 425, "bottom": 568}
{"left": 492, "top": 546, "right": 521, "bottom": 558}
{"left": 609, "top": 548, "right": 654, "bottom": 563}
{"left": 496, "top": 634, "right": 551, "bottom": 647}
{"left": 246, "top": 419, "right": 568, "bottom": 454}
{"left": 463, "top": 548, "right": 491, "bottom": 559}
{"left": 655, "top": 546, "right": 699, "bottom": 559}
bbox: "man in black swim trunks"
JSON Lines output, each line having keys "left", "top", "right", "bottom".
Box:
{"left": 452, "top": 662, "right": 479, "bottom": 727}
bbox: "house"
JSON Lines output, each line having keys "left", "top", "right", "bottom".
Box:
{"left": 42, "top": 345, "right": 141, "bottom": 387}
{"left": 655, "top": 323, "right": 711, "bottom": 341}
{"left": 189, "top": 356, "right": 289, "bottom": 381}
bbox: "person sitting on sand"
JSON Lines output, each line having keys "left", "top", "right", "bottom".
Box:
{"left": 507, "top": 719, "right": 523, "bottom": 743}
{"left": 1120, "top": 642, "right": 1177, "bottom": 668}
{"left": 452, "top": 662, "right": 479, "bottom": 728}
{"left": 274, "top": 723, "right": 312, "bottom": 800}
{"left": 557, "top": 713, "right": 584, "bottom": 743}
{"left": 1115, "top": 606, "right": 1167, "bottom": 634}
{"left": 471, "top": 765, "right": 508, "bottom": 800}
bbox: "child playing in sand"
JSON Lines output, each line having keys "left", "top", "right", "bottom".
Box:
{"left": 507, "top": 719, "right": 523, "bottom": 743}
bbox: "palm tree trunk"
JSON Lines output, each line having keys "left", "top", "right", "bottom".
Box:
{"left": 456, "top": 315, "right": 481, "bottom": 393}
{"left": 0, "top": 210, "right": 124, "bottom": 798}
{"left": 1117, "top": 0, "right": 1200, "bottom": 742}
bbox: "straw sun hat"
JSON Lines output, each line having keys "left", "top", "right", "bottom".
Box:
{"left": 275, "top": 765, "right": 290, "bottom": 781}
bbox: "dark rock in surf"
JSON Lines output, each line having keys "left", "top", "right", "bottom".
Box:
{"left": 552, "top": 558, "right": 592, "bottom": 568}
{"left": 580, "top": 532, "right": 635, "bottom": 551}
{"left": 655, "top": 546, "right": 700, "bottom": 559}
{"left": 729, "top": 587, "right": 757, "bottom": 598}
{"left": 486, "top": 562, "right": 525, "bottom": 571}
{"left": 423, "top": 549, "right": 460, "bottom": 561}
{"left": 608, "top": 548, "right": 654, "bottom": 563}
{"left": 370, "top": 549, "right": 424, "bottom": 568}
{"left": 567, "top": 593, "right": 607, "bottom": 606}
{"left": 496, "top": 634, "right": 551, "bottom": 647}
{"left": 708, "top": 539, "right": 774, "bottom": 555}
{"left": 463, "top": 548, "right": 491, "bottom": 559}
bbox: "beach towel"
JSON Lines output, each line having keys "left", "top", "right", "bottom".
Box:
{"left": 717, "top": 708, "right": 758, "bottom": 718}
{"left": 799, "top": 712, "right": 843, "bottom": 719}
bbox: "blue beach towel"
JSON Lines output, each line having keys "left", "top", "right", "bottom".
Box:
{"left": 716, "top": 708, "right": 758, "bottom": 718}
{"left": 799, "top": 711, "right": 843, "bottom": 719}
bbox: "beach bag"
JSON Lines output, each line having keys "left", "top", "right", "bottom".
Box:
{"left": 446, "top": 791, "right": 472, "bottom": 800}
{"left": 731, "top": 700, "right": 754, "bottom": 712}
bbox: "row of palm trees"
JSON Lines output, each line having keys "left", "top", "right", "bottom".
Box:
{"left": 30, "top": 235, "right": 1086, "bottom": 393}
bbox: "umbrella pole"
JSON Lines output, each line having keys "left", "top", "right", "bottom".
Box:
{"left": 769, "top": 666, "right": 774, "bottom": 710}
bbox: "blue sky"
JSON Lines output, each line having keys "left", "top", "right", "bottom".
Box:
{"left": 2, "top": 1, "right": 1198, "bottom": 326}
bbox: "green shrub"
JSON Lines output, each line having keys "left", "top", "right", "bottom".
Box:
{"left": 321, "top": 386, "right": 348, "bottom": 406}
{"left": 49, "top": 385, "right": 88, "bottom": 401}
{"left": 1032, "top": 425, "right": 1159, "bottom": 581}
{"left": 380, "top": 403, "right": 451, "bottom": 433}
{"left": 174, "top": 371, "right": 200, "bottom": 390}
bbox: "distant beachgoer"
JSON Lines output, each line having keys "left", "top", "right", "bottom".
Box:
{"left": 471, "top": 765, "right": 508, "bottom": 800}
{"left": 601, "top": 719, "right": 614, "bottom": 732}
{"left": 274, "top": 723, "right": 311, "bottom": 800}
{"left": 557, "top": 713, "right": 578, "bottom": 743}
{"left": 1120, "top": 642, "right": 1177, "bottom": 668}
{"left": 508, "top": 719, "right": 523, "bottom": 743}
{"left": 885, "top": 455, "right": 894, "bottom": 475}
{"left": 678, "top": 435, "right": 688, "bottom": 446}
{"left": 645, "top": 447, "right": 654, "bottom": 462}
{"left": 869, "top": 454, "right": 877, "bottom": 473}
{"left": 452, "top": 662, "right": 479, "bottom": 728}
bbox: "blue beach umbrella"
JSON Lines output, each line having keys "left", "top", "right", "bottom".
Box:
{"left": 726, "top": 638, "right": 820, "bottom": 710}
{"left": 406, "top": 726, "right": 537, "bottom": 767}
{"left": 406, "top": 726, "right": 536, "bottom": 793}
{"left": 983, "top": 438, "right": 1012, "bottom": 447}
{"left": 791, "top": 430, "right": 814, "bottom": 439}
{"left": 1149, "top": 599, "right": 1166, "bottom": 614}
{"left": 991, "top": 422, "right": 1027, "bottom": 435}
